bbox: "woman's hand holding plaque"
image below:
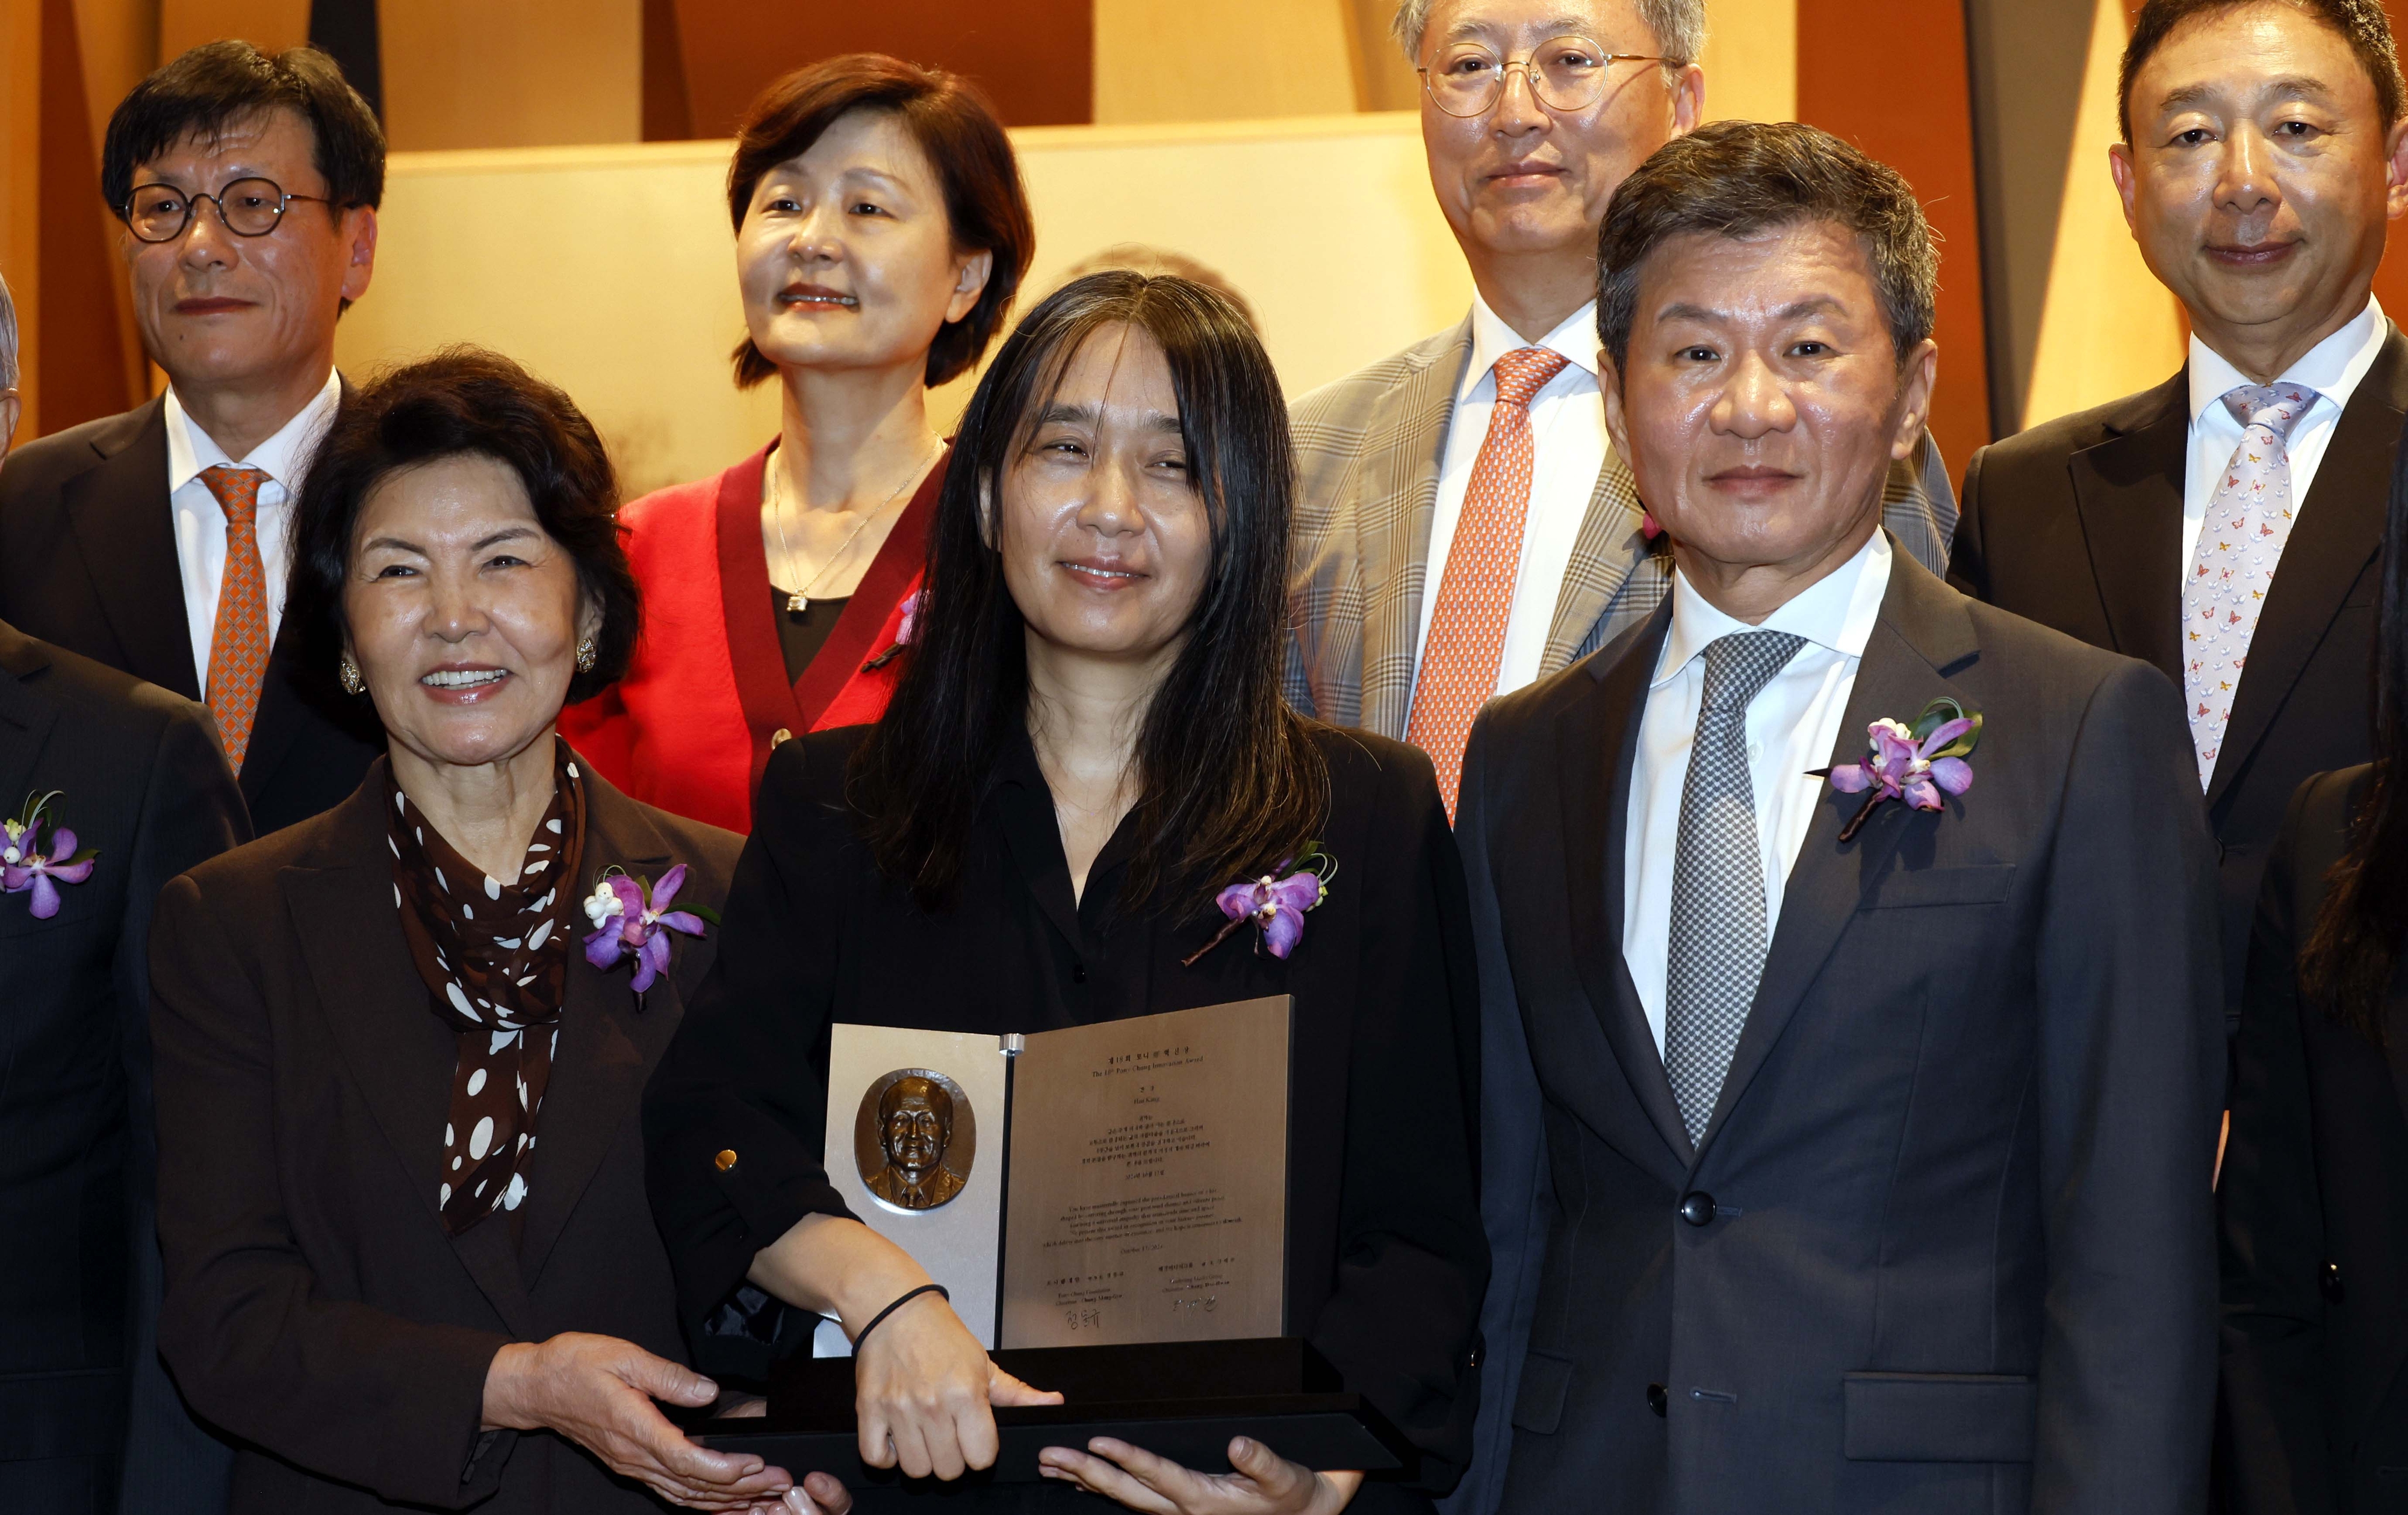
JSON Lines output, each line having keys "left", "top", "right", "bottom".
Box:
{"left": 851, "top": 1286, "right": 1062, "bottom": 1478}
{"left": 1035, "top": 1436, "right": 1362, "bottom": 1514}
{"left": 747, "top": 1213, "right": 1063, "bottom": 1482}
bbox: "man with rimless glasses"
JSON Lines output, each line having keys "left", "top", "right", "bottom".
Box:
{"left": 1282, "top": 0, "right": 1959, "bottom": 825}
{"left": 1274, "top": 7, "right": 1966, "bottom": 1513}
{"left": 0, "top": 42, "right": 386, "bottom": 843}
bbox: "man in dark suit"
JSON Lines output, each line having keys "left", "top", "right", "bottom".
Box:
{"left": 1950, "top": 0, "right": 2408, "bottom": 1019}
{"left": 0, "top": 273, "right": 252, "bottom": 1513}
{"left": 1460, "top": 122, "right": 2225, "bottom": 1513}
{"left": 0, "top": 40, "right": 384, "bottom": 838}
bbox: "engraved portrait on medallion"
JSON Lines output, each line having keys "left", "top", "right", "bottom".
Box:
{"left": 854, "top": 1068, "right": 975, "bottom": 1211}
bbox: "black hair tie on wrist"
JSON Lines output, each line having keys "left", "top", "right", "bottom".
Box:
{"left": 850, "top": 1283, "right": 950, "bottom": 1354}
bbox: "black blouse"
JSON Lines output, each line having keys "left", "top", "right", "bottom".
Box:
{"left": 643, "top": 722, "right": 1486, "bottom": 1505}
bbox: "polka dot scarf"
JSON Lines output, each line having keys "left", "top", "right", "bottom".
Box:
{"left": 386, "top": 741, "right": 587, "bottom": 1237}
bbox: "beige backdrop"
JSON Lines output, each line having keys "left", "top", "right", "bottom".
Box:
{"left": 332, "top": 112, "right": 1474, "bottom": 498}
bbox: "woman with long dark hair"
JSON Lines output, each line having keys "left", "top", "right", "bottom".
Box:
{"left": 2222, "top": 432, "right": 2408, "bottom": 1511}
{"left": 644, "top": 273, "right": 1485, "bottom": 1513}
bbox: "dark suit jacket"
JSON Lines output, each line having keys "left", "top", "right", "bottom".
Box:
{"left": 149, "top": 755, "right": 740, "bottom": 1513}
{"left": 0, "top": 621, "right": 247, "bottom": 1513}
{"left": 0, "top": 398, "right": 385, "bottom": 837}
{"left": 645, "top": 723, "right": 1486, "bottom": 1512}
{"left": 2220, "top": 765, "right": 2408, "bottom": 1514}
{"left": 1458, "top": 547, "right": 2226, "bottom": 1515}
{"left": 1949, "top": 331, "right": 2407, "bottom": 1015}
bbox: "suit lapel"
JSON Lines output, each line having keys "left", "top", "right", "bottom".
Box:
{"left": 60, "top": 401, "right": 197, "bottom": 699}
{"left": 2206, "top": 328, "right": 2407, "bottom": 809}
{"left": 1555, "top": 606, "right": 1693, "bottom": 1166}
{"left": 1539, "top": 449, "right": 1652, "bottom": 678}
{"left": 1694, "top": 551, "right": 1982, "bottom": 1155}
{"left": 2067, "top": 373, "right": 2189, "bottom": 685}
{"left": 237, "top": 631, "right": 330, "bottom": 811}
{"left": 279, "top": 774, "right": 541, "bottom": 1334}
{"left": 0, "top": 627, "right": 59, "bottom": 825}
{"left": 517, "top": 767, "right": 683, "bottom": 1287}
{"left": 1358, "top": 320, "right": 1471, "bottom": 739}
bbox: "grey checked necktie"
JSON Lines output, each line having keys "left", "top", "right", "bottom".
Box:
{"left": 1663, "top": 630, "right": 1804, "bottom": 1144}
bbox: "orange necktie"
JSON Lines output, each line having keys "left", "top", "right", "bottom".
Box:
{"left": 1407, "top": 346, "right": 1569, "bottom": 817}
{"left": 200, "top": 465, "right": 272, "bottom": 770}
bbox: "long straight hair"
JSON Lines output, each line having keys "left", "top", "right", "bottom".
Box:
{"left": 848, "top": 271, "right": 1327, "bottom": 912}
{"left": 2300, "top": 425, "right": 2408, "bottom": 1036}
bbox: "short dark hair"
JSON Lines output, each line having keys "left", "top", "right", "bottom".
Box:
{"left": 2121, "top": 0, "right": 2404, "bottom": 142}
{"left": 102, "top": 40, "right": 385, "bottom": 218}
{"left": 288, "top": 347, "right": 640, "bottom": 707}
{"left": 725, "top": 54, "right": 1034, "bottom": 391}
{"left": 1595, "top": 120, "right": 1938, "bottom": 377}
{"left": 848, "top": 272, "right": 1328, "bottom": 912}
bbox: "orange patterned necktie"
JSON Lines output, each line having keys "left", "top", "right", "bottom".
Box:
{"left": 200, "top": 465, "right": 272, "bottom": 771}
{"left": 1407, "top": 346, "right": 1570, "bottom": 818}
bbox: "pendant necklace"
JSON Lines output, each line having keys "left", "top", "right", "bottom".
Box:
{"left": 770, "top": 441, "right": 941, "bottom": 613}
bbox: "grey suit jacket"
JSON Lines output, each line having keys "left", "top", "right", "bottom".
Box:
{"left": 1283, "top": 318, "right": 1960, "bottom": 738}
{"left": 1455, "top": 548, "right": 2224, "bottom": 1514}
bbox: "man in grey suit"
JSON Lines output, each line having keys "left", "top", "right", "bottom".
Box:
{"left": 1459, "top": 123, "right": 2224, "bottom": 1513}
{"left": 1282, "top": 0, "right": 1956, "bottom": 814}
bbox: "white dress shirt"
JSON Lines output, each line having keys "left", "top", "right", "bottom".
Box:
{"left": 1409, "top": 294, "right": 1609, "bottom": 705}
{"left": 1622, "top": 530, "right": 1893, "bottom": 1053}
{"left": 164, "top": 368, "right": 340, "bottom": 698}
{"left": 2182, "top": 296, "right": 2388, "bottom": 578}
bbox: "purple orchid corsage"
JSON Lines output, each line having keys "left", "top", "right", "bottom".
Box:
{"left": 863, "top": 589, "right": 925, "bottom": 673}
{"left": 2, "top": 791, "right": 99, "bottom": 920}
{"left": 582, "top": 864, "right": 719, "bottom": 1000}
{"left": 1816, "top": 696, "right": 1982, "bottom": 844}
{"left": 1181, "top": 843, "right": 1337, "bottom": 968}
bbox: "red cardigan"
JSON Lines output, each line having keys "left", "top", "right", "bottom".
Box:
{"left": 560, "top": 444, "right": 940, "bottom": 832}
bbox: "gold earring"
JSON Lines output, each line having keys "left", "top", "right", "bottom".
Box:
{"left": 338, "top": 655, "right": 365, "bottom": 695}
{"left": 575, "top": 636, "right": 598, "bottom": 672}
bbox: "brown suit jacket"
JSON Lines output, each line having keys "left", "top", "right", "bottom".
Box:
{"left": 1282, "top": 317, "right": 1960, "bottom": 739}
{"left": 1949, "top": 328, "right": 2408, "bottom": 1015}
{"left": 148, "top": 752, "right": 740, "bottom": 1513}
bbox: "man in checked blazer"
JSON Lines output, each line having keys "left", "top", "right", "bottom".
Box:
{"left": 1283, "top": 0, "right": 1957, "bottom": 810}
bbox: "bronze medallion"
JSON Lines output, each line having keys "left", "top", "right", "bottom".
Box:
{"left": 854, "top": 1067, "right": 975, "bottom": 1211}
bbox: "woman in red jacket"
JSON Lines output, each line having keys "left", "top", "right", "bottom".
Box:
{"left": 563, "top": 54, "right": 1033, "bottom": 832}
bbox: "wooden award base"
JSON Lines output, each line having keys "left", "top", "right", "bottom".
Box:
{"left": 695, "top": 1337, "right": 1413, "bottom": 1487}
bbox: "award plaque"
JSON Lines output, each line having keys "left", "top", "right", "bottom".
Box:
{"left": 698, "top": 997, "right": 1415, "bottom": 1483}
{"left": 1001, "top": 996, "right": 1290, "bottom": 1348}
{"left": 815, "top": 998, "right": 1291, "bottom": 1350}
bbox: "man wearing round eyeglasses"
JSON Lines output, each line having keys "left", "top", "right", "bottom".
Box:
{"left": 0, "top": 38, "right": 388, "bottom": 1515}
{"left": 0, "top": 40, "right": 386, "bottom": 844}
{"left": 1283, "top": 0, "right": 1959, "bottom": 823}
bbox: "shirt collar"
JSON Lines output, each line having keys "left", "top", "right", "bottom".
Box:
{"left": 2187, "top": 294, "right": 2386, "bottom": 423}
{"left": 1460, "top": 291, "right": 1600, "bottom": 403}
{"left": 1654, "top": 528, "right": 1891, "bottom": 691}
{"left": 164, "top": 367, "right": 343, "bottom": 497}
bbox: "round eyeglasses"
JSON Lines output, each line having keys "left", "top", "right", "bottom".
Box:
{"left": 120, "top": 178, "right": 334, "bottom": 243}
{"left": 1419, "top": 36, "right": 1672, "bottom": 117}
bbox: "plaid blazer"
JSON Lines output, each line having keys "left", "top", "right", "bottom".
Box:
{"left": 1282, "top": 317, "right": 1960, "bottom": 738}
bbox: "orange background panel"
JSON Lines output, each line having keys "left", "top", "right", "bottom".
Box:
{"left": 2375, "top": 3, "right": 2408, "bottom": 324}
{"left": 1796, "top": 0, "right": 1991, "bottom": 469}
{"left": 663, "top": 0, "right": 1094, "bottom": 138}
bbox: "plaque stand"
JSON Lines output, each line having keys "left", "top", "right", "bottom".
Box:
{"left": 696, "top": 1337, "right": 1413, "bottom": 1486}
